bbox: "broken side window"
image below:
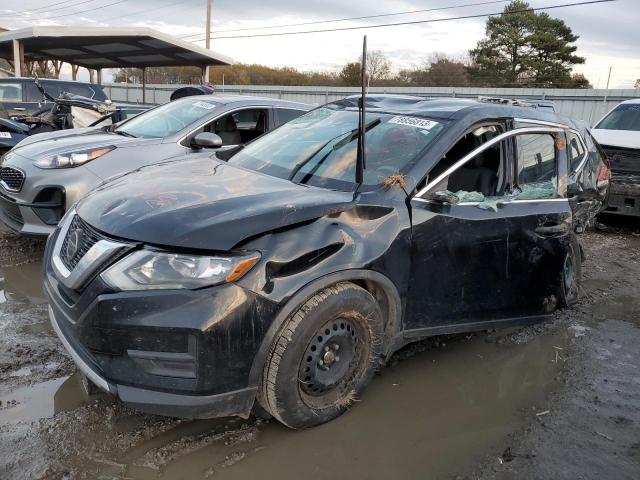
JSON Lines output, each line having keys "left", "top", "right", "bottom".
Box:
{"left": 514, "top": 133, "right": 559, "bottom": 199}
{"left": 427, "top": 125, "right": 505, "bottom": 198}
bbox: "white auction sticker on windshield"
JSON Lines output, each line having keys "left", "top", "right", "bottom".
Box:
{"left": 0, "top": 132, "right": 11, "bottom": 138}
{"left": 388, "top": 116, "right": 439, "bottom": 130}
{"left": 193, "top": 101, "right": 216, "bottom": 110}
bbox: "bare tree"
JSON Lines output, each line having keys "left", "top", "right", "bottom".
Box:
{"left": 359, "top": 50, "right": 391, "bottom": 86}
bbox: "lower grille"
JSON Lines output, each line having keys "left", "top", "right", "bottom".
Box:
{"left": 59, "top": 215, "right": 103, "bottom": 271}
{"left": 0, "top": 166, "right": 25, "bottom": 192}
{"left": 0, "top": 191, "right": 23, "bottom": 226}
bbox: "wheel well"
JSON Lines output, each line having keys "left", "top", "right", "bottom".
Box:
{"left": 350, "top": 279, "right": 400, "bottom": 349}
{"left": 248, "top": 270, "right": 403, "bottom": 389}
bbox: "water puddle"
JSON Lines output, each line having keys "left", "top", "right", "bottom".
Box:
{"left": 0, "top": 373, "right": 87, "bottom": 424}
{"left": 101, "top": 329, "right": 567, "bottom": 479}
{"left": 0, "top": 260, "right": 46, "bottom": 305}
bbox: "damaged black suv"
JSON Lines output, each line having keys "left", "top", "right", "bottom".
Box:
{"left": 44, "top": 96, "right": 609, "bottom": 429}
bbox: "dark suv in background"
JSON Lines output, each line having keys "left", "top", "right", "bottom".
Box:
{"left": 0, "top": 77, "right": 109, "bottom": 116}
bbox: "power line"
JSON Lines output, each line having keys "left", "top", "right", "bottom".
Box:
{"left": 34, "top": 0, "right": 101, "bottom": 15}
{"left": 187, "top": 0, "right": 616, "bottom": 41}
{"left": 181, "top": 0, "right": 512, "bottom": 38}
{"left": 0, "top": 0, "right": 98, "bottom": 17}
{"left": 24, "top": 0, "right": 84, "bottom": 13}
{"left": 99, "top": 0, "right": 201, "bottom": 23}
{"left": 38, "top": 0, "right": 129, "bottom": 19}
{"left": 0, "top": 0, "right": 130, "bottom": 18}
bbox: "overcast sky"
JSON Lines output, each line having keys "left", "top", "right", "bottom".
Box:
{"left": 1, "top": 0, "right": 639, "bottom": 87}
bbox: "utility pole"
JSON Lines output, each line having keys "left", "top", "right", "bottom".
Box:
{"left": 606, "top": 66, "right": 612, "bottom": 89}
{"left": 204, "top": 0, "right": 212, "bottom": 84}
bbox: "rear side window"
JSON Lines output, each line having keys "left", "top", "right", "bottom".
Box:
{"left": 0, "top": 83, "right": 22, "bottom": 102}
{"left": 40, "top": 82, "right": 62, "bottom": 98}
{"left": 516, "top": 134, "right": 557, "bottom": 185}
{"left": 63, "top": 83, "right": 97, "bottom": 99}
{"left": 567, "top": 132, "right": 586, "bottom": 173}
{"left": 276, "top": 108, "right": 304, "bottom": 126}
{"left": 25, "top": 82, "right": 44, "bottom": 102}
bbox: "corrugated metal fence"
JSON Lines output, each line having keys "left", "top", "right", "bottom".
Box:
{"left": 103, "top": 83, "right": 640, "bottom": 125}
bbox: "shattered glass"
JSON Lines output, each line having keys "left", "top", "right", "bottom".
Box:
{"left": 434, "top": 179, "right": 558, "bottom": 212}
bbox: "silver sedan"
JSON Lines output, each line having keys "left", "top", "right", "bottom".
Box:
{"left": 0, "top": 95, "right": 311, "bottom": 236}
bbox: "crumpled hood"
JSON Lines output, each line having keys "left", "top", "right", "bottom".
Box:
{"left": 591, "top": 129, "right": 640, "bottom": 150}
{"left": 12, "top": 129, "right": 161, "bottom": 159}
{"left": 77, "top": 157, "right": 355, "bottom": 251}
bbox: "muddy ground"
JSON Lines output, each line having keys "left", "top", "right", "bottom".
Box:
{"left": 0, "top": 217, "right": 639, "bottom": 480}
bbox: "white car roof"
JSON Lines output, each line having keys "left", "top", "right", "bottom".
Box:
{"left": 619, "top": 98, "right": 640, "bottom": 105}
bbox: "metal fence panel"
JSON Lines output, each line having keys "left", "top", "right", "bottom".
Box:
{"left": 102, "top": 83, "right": 640, "bottom": 125}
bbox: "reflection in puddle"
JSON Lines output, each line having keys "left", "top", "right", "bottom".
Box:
{"left": 121, "top": 330, "right": 567, "bottom": 480}
{"left": 0, "top": 329, "right": 568, "bottom": 479}
{"left": 0, "top": 260, "right": 46, "bottom": 305}
{"left": 0, "top": 374, "right": 86, "bottom": 424}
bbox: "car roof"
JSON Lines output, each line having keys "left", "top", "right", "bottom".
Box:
{"left": 185, "top": 94, "right": 312, "bottom": 110}
{"left": 619, "top": 98, "right": 640, "bottom": 105}
{"left": 334, "top": 94, "right": 574, "bottom": 128}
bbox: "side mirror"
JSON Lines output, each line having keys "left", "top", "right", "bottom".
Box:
{"left": 191, "top": 132, "right": 223, "bottom": 150}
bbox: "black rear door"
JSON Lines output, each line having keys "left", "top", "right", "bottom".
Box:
{"left": 404, "top": 126, "right": 573, "bottom": 334}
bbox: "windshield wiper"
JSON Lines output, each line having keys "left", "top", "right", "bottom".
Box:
{"left": 287, "top": 118, "right": 381, "bottom": 182}
{"left": 113, "top": 129, "right": 137, "bottom": 138}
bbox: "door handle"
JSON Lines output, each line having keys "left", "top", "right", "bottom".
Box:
{"left": 535, "top": 223, "right": 570, "bottom": 236}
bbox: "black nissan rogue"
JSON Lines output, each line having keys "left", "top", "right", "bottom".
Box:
{"left": 44, "top": 96, "right": 609, "bottom": 429}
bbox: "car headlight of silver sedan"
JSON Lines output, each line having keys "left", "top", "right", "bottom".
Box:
{"left": 35, "top": 146, "right": 115, "bottom": 169}
{"left": 101, "top": 250, "right": 261, "bottom": 291}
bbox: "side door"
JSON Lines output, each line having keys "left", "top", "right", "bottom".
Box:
{"left": 0, "top": 80, "right": 27, "bottom": 116}
{"left": 404, "top": 126, "right": 573, "bottom": 333}
{"left": 23, "top": 80, "right": 49, "bottom": 115}
{"left": 181, "top": 107, "right": 270, "bottom": 159}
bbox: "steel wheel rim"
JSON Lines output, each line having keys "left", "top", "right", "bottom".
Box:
{"left": 298, "top": 315, "right": 370, "bottom": 409}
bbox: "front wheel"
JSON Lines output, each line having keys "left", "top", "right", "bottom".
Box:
{"left": 259, "top": 282, "right": 383, "bottom": 429}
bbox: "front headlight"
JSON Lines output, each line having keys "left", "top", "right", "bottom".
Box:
{"left": 101, "top": 250, "right": 261, "bottom": 291}
{"left": 35, "top": 146, "right": 114, "bottom": 169}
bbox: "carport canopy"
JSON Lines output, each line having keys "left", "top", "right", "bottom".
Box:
{"left": 0, "top": 25, "right": 233, "bottom": 96}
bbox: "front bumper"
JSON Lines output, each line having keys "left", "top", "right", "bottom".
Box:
{"left": 48, "top": 305, "right": 256, "bottom": 418}
{"left": 602, "top": 177, "right": 640, "bottom": 217}
{"left": 0, "top": 189, "right": 63, "bottom": 236}
{"left": 43, "top": 229, "right": 279, "bottom": 419}
{"left": 0, "top": 153, "right": 103, "bottom": 236}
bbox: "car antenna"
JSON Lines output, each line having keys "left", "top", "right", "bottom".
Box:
{"left": 354, "top": 35, "right": 367, "bottom": 198}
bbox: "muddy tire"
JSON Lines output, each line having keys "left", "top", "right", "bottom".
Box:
{"left": 258, "top": 282, "right": 383, "bottom": 429}
{"left": 559, "top": 236, "right": 582, "bottom": 307}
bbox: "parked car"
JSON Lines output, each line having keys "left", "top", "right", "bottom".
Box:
{"left": 170, "top": 84, "right": 216, "bottom": 101}
{"left": 0, "top": 95, "right": 311, "bottom": 235}
{"left": 0, "top": 77, "right": 109, "bottom": 117}
{"left": 0, "top": 99, "right": 150, "bottom": 156}
{"left": 44, "top": 95, "right": 609, "bottom": 429}
{"left": 591, "top": 99, "right": 640, "bottom": 217}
